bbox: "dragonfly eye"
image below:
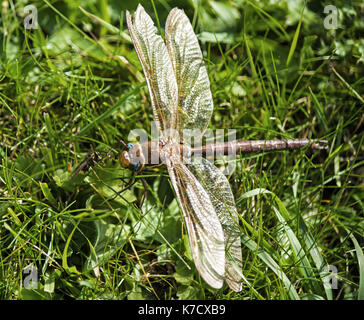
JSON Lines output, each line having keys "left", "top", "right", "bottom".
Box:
{"left": 127, "top": 143, "right": 134, "bottom": 150}
{"left": 120, "top": 151, "right": 130, "bottom": 168}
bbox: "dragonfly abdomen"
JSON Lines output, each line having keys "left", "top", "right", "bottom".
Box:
{"left": 191, "top": 139, "right": 328, "bottom": 157}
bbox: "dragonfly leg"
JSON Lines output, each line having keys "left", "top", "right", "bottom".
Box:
{"left": 103, "top": 138, "right": 128, "bottom": 160}
{"left": 112, "top": 174, "right": 147, "bottom": 211}
{"left": 118, "top": 174, "right": 148, "bottom": 211}
{"left": 120, "top": 170, "right": 136, "bottom": 189}
{"left": 109, "top": 172, "right": 137, "bottom": 203}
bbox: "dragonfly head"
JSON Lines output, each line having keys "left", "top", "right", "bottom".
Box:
{"left": 120, "top": 143, "right": 145, "bottom": 172}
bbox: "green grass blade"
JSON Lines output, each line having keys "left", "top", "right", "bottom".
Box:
{"left": 272, "top": 206, "right": 323, "bottom": 295}
{"left": 244, "top": 36, "right": 258, "bottom": 80}
{"left": 349, "top": 234, "right": 364, "bottom": 300}
{"left": 241, "top": 234, "right": 300, "bottom": 300}
{"left": 297, "top": 217, "right": 333, "bottom": 300}
{"left": 79, "top": 6, "right": 131, "bottom": 42}
{"left": 239, "top": 188, "right": 331, "bottom": 298}
{"left": 308, "top": 86, "right": 329, "bottom": 131}
{"left": 246, "top": 0, "right": 290, "bottom": 40}
{"left": 286, "top": 6, "right": 304, "bottom": 66}
{"left": 62, "top": 221, "right": 80, "bottom": 272}
{"left": 331, "top": 67, "right": 364, "bottom": 104}
{"left": 99, "top": 0, "right": 111, "bottom": 37}
{"left": 77, "top": 83, "right": 144, "bottom": 136}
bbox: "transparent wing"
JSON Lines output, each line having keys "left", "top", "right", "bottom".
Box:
{"left": 166, "top": 157, "right": 225, "bottom": 289}
{"left": 165, "top": 8, "right": 213, "bottom": 136}
{"left": 126, "top": 4, "right": 178, "bottom": 132}
{"left": 188, "top": 157, "right": 242, "bottom": 292}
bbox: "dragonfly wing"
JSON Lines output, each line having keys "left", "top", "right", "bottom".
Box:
{"left": 166, "top": 157, "right": 225, "bottom": 289}
{"left": 126, "top": 5, "right": 178, "bottom": 132}
{"left": 188, "top": 157, "right": 242, "bottom": 292}
{"left": 165, "top": 8, "right": 213, "bottom": 136}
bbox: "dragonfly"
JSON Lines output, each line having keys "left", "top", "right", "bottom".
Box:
{"left": 102, "top": 4, "right": 328, "bottom": 291}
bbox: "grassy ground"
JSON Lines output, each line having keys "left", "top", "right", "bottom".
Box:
{"left": 0, "top": 0, "right": 363, "bottom": 300}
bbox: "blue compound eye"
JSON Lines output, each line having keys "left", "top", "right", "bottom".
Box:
{"left": 127, "top": 143, "right": 133, "bottom": 150}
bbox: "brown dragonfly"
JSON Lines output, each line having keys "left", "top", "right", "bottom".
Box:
{"left": 96, "top": 5, "right": 328, "bottom": 291}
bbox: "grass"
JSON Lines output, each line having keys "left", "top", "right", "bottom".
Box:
{"left": 0, "top": 0, "right": 363, "bottom": 300}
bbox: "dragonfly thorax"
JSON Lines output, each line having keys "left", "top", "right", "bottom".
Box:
{"left": 120, "top": 140, "right": 192, "bottom": 171}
